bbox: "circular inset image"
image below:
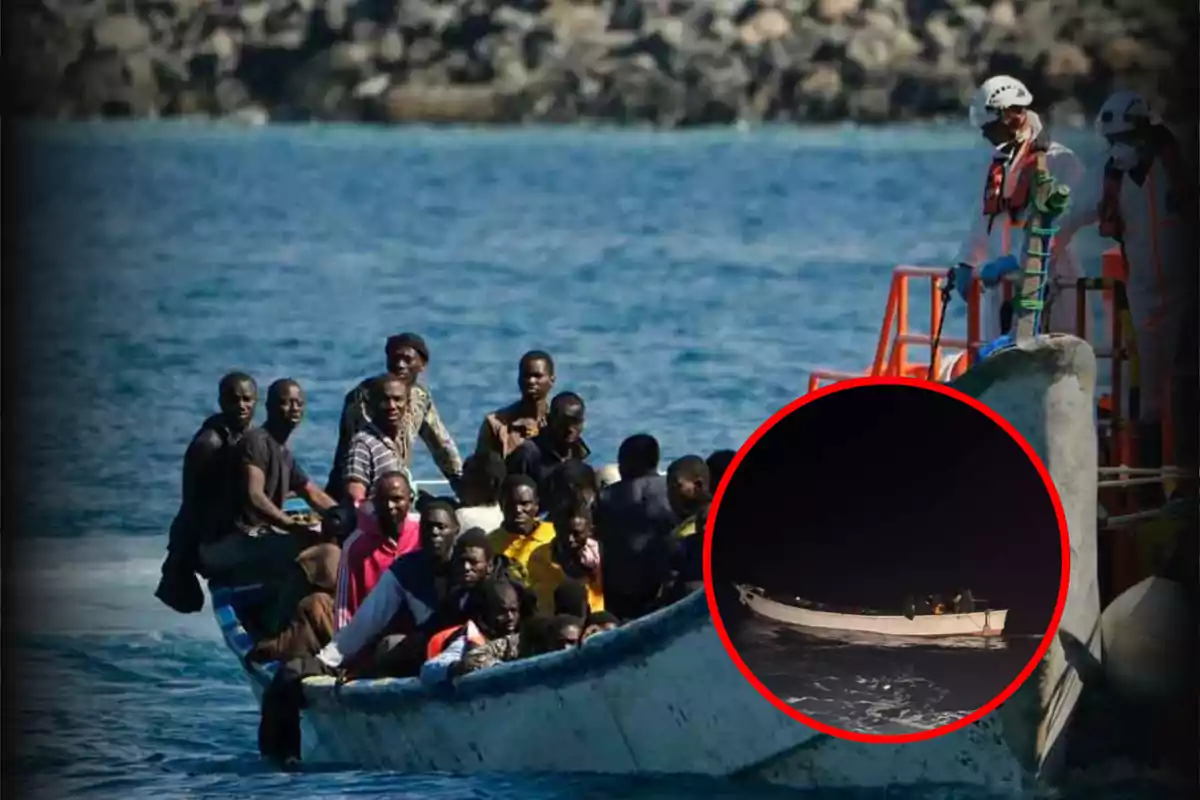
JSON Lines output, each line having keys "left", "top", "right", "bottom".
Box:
{"left": 704, "top": 377, "right": 1068, "bottom": 744}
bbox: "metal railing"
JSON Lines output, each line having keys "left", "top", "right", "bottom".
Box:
{"left": 806, "top": 265, "right": 985, "bottom": 393}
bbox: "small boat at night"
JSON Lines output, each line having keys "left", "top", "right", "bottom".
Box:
{"left": 735, "top": 585, "right": 1008, "bottom": 637}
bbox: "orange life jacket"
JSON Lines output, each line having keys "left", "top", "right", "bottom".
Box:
{"left": 1098, "top": 125, "right": 1194, "bottom": 242}
{"left": 982, "top": 139, "right": 1039, "bottom": 231}
{"left": 425, "top": 621, "right": 487, "bottom": 660}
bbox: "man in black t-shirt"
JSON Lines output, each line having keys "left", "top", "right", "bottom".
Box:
{"left": 200, "top": 378, "right": 340, "bottom": 587}
{"left": 155, "top": 372, "right": 258, "bottom": 613}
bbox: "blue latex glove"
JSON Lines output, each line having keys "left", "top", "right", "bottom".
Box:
{"left": 979, "top": 254, "right": 1021, "bottom": 288}
{"left": 952, "top": 263, "right": 975, "bottom": 302}
{"left": 978, "top": 333, "right": 1015, "bottom": 360}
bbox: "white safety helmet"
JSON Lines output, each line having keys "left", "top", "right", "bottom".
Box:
{"left": 968, "top": 75, "right": 1034, "bottom": 130}
{"left": 1095, "top": 90, "right": 1154, "bottom": 137}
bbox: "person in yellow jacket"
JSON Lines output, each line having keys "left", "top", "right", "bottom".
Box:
{"left": 487, "top": 474, "right": 558, "bottom": 614}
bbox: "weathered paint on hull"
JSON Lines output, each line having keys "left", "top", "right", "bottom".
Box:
{"left": 216, "top": 585, "right": 1028, "bottom": 786}
{"left": 215, "top": 336, "right": 1099, "bottom": 790}
{"left": 736, "top": 586, "right": 1009, "bottom": 637}
{"left": 297, "top": 590, "right": 1034, "bottom": 788}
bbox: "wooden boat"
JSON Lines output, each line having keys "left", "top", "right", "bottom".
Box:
{"left": 214, "top": 335, "right": 1104, "bottom": 790}
{"left": 214, "top": 575, "right": 1033, "bottom": 786}
{"left": 734, "top": 585, "right": 1008, "bottom": 637}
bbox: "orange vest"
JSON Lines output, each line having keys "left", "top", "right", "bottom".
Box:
{"left": 982, "top": 140, "right": 1038, "bottom": 232}
{"left": 425, "top": 621, "right": 487, "bottom": 660}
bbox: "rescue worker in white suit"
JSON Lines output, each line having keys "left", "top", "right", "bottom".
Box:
{"left": 1057, "top": 90, "right": 1197, "bottom": 464}
{"left": 951, "top": 76, "right": 1087, "bottom": 349}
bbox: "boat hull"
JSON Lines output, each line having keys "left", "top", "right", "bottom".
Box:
{"left": 214, "top": 584, "right": 1027, "bottom": 788}
{"left": 213, "top": 336, "right": 1099, "bottom": 790}
{"left": 735, "top": 586, "right": 1008, "bottom": 637}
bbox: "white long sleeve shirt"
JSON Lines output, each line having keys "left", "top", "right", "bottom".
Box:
{"left": 316, "top": 567, "right": 435, "bottom": 669}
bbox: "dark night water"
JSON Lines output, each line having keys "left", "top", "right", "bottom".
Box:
{"left": 9, "top": 121, "right": 1168, "bottom": 799}
{"left": 722, "top": 607, "right": 1040, "bottom": 736}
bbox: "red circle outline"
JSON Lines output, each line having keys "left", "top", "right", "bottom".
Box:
{"left": 702, "top": 375, "right": 1072, "bottom": 745}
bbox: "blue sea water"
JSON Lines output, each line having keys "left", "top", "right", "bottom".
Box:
{"left": 9, "top": 120, "right": 1138, "bottom": 799}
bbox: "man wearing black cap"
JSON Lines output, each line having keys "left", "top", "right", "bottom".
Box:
{"left": 326, "top": 333, "right": 463, "bottom": 501}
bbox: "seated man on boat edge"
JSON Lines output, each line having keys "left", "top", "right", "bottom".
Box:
{"left": 325, "top": 332, "right": 464, "bottom": 502}
{"left": 156, "top": 371, "right": 258, "bottom": 614}
{"left": 201, "top": 379, "right": 340, "bottom": 589}
{"left": 247, "top": 543, "right": 341, "bottom": 664}
{"left": 474, "top": 349, "right": 557, "bottom": 460}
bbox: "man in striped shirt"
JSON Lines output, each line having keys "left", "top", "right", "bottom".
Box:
{"left": 325, "top": 332, "right": 463, "bottom": 501}
{"left": 342, "top": 375, "right": 410, "bottom": 506}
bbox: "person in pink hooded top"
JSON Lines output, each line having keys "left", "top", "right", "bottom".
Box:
{"left": 334, "top": 471, "right": 420, "bottom": 629}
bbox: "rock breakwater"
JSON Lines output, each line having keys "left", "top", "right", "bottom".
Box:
{"left": 9, "top": 0, "right": 1196, "bottom": 126}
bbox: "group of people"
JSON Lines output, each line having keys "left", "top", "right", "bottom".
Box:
{"left": 902, "top": 590, "right": 976, "bottom": 619}
{"left": 956, "top": 78, "right": 1196, "bottom": 475}
{"left": 151, "top": 77, "right": 1195, "bottom": 767}
{"left": 153, "top": 338, "right": 734, "bottom": 765}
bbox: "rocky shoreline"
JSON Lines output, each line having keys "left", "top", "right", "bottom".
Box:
{"left": 9, "top": 0, "right": 1196, "bottom": 127}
